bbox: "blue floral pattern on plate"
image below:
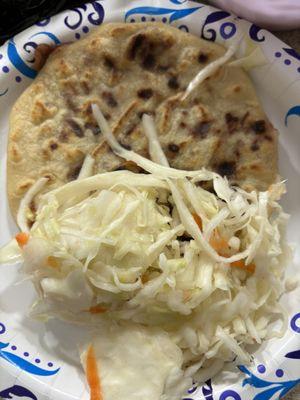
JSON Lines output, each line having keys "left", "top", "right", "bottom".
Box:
{"left": 125, "top": 5, "right": 201, "bottom": 23}
{"left": 239, "top": 365, "right": 300, "bottom": 400}
{"left": 64, "top": 2, "right": 104, "bottom": 30}
{"left": 285, "top": 106, "right": 300, "bottom": 126}
{"left": 0, "top": 322, "right": 59, "bottom": 377}
{"left": 285, "top": 313, "right": 300, "bottom": 360}
{"left": 0, "top": 385, "right": 37, "bottom": 400}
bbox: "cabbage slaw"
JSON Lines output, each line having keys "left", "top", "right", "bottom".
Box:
{"left": 0, "top": 108, "right": 290, "bottom": 389}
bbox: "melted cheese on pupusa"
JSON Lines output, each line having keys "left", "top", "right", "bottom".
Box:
{"left": 81, "top": 324, "right": 191, "bottom": 400}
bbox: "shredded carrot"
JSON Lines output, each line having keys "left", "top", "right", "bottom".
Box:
{"left": 47, "top": 256, "right": 60, "bottom": 269}
{"left": 231, "top": 260, "right": 256, "bottom": 274}
{"left": 88, "top": 305, "right": 107, "bottom": 314}
{"left": 209, "top": 230, "right": 230, "bottom": 256}
{"left": 86, "top": 345, "right": 102, "bottom": 400}
{"left": 208, "top": 229, "right": 255, "bottom": 273}
{"left": 209, "top": 230, "right": 255, "bottom": 273}
{"left": 15, "top": 232, "right": 29, "bottom": 248}
{"left": 192, "top": 213, "right": 203, "bottom": 231}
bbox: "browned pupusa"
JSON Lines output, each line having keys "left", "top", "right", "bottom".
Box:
{"left": 7, "top": 22, "right": 278, "bottom": 221}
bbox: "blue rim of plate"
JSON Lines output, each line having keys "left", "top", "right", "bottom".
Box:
{"left": 0, "top": 1, "right": 300, "bottom": 399}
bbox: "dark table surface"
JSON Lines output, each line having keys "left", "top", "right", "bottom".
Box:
{"left": 0, "top": 0, "right": 86, "bottom": 45}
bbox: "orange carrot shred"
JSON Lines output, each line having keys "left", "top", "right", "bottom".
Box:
{"left": 88, "top": 305, "right": 107, "bottom": 314}
{"left": 192, "top": 213, "right": 203, "bottom": 231}
{"left": 209, "top": 230, "right": 230, "bottom": 256}
{"left": 231, "top": 260, "right": 256, "bottom": 274}
{"left": 15, "top": 232, "right": 29, "bottom": 248}
{"left": 86, "top": 345, "right": 102, "bottom": 400}
{"left": 208, "top": 229, "right": 255, "bottom": 273}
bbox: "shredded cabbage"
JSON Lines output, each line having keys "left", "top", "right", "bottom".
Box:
{"left": 0, "top": 239, "right": 22, "bottom": 264}
{"left": 0, "top": 108, "right": 290, "bottom": 400}
{"left": 229, "top": 34, "right": 267, "bottom": 71}
{"left": 182, "top": 32, "right": 266, "bottom": 101}
{"left": 17, "top": 177, "right": 48, "bottom": 232}
{"left": 182, "top": 38, "right": 240, "bottom": 101}
{"left": 78, "top": 154, "right": 95, "bottom": 180}
{"left": 142, "top": 114, "right": 169, "bottom": 167}
{"left": 3, "top": 166, "right": 289, "bottom": 381}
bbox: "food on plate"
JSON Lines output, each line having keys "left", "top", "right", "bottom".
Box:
{"left": 0, "top": 104, "right": 289, "bottom": 399}
{"left": 1, "top": 21, "right": 289, "bottom": 400}
{"left": 80, "top": 324, "right": 191, "bottom": 400}
{"left": 7, "top": 22, "right": 278, "bottom": 226}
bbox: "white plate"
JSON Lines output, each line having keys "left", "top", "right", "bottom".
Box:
{"left": 0, "top": 1, "right": 300, "bottom": 399}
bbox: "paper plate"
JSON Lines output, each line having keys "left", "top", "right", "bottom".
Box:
{"left": 0, "top": 1, "right": 300, "bottom": 399}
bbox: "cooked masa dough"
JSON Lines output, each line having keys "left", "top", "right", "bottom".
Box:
{"left": 7, "top": 22, "right": 278, "bottom": 220}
